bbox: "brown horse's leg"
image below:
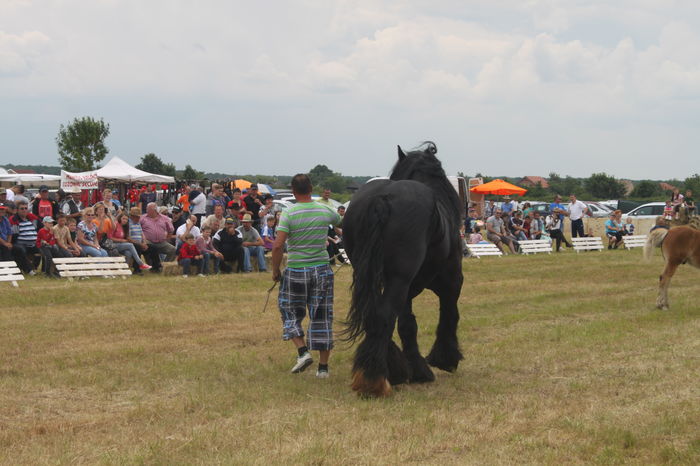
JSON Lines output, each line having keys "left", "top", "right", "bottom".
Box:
{"left": 657, "top": 261, "right": 680, "bottom": 310}
{"left": 351, "top": 370, "right": 392, "bottom": 398}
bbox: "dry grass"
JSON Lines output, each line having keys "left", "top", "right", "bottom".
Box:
{"left": 1, "top": 249, "right": 699, "bottom": 465}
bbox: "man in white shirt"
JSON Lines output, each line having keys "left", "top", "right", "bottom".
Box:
{"left": 175, "top": 214, "right": 201, "bottom": 253}
{"left": 568, "top": 194, "right": 589, "bottom": 238}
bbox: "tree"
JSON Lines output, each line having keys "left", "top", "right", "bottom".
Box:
{"left": 136, "top": 153, "right": 176, "bottom": 176}
{"left": 309, "top": 164, "right": 334, "bottom": 186}
{"left": 684, "top": 174, "right": 700, "bottom": 195}
{"left": 584, "top": 173, "right": 626, "bottom": 199}
{"left": 180, "top": 164, "right": 204, "bottom": 181}
{"left": 56, "top": 117, "right": 110, "bottom": 171}
{"left": 631, "top": 180, "right": 662, "bottom": 198}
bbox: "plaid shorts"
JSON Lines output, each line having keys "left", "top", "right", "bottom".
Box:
{"left": 278, "top": 264, "right": 334, "bottom": 351}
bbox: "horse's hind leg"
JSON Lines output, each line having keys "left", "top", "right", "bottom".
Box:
{"left": 657, "top": 261, "right": 679, "bottom": 310}
{"left": 426, "top": 273, "right": 464, "bottom": 372}
{"left": 397, "top": 299, "right": 435, "bottom": 383}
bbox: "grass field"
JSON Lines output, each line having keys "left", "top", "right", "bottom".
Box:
{"left": 1, "top": 249, "right": 699, "bottom": 465}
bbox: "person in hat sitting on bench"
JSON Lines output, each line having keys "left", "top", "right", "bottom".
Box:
{"left": 237, "top": 213, "right": 267, "bottom": 272}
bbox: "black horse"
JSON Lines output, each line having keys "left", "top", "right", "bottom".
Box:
{"left": 343, "top": 142, "right": 464, "bottom": 397}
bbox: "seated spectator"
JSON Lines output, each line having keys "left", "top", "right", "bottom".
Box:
{"left": 605, "top": 212, "right": 624, "bottom": 249}
{"left": 53, "top": 214, "right": 82, "bottom": 257}
{"left": 178, "top": 233, "right": 204, "bottom": 277}
{"left": 529, "top": 211, "right": 545, "bottom": 240}
{"left": 485, "top": 209, "right": 518, "bottom": 254}
{"left": 464, "top": 209, "right": 478, "bottom": 234}
{"left": 663, "top": 200, "right": 674, "bottom": 221}
{"left": 128, "top": 207, "right": 159, "bottom": 271}
{"left": 261, "top": 215, "right": 277, "bottom": 252}
{"left": 213, "top": 218, "right": 244, "bottom": 273}
{"left": 170, "top": 206, "right": 186, "bottom": 233}
{"left": 202, "top": 204, "right": 227, "bottom": 232}
{"left": 93, "top": 202, "right": 114, "bottom": 244}
{"left": 237, "top": 214, "right": 267, "bottom": 272}
{"left": 36, "top": 216, "right": 68, "bottom": 277}
{"left": 111, "top": 212, "right": 151, "bottom": 273}
{"left": 140, "top": 202, "right": 176, "bottom": 271}
{"left": 196, "top": 226, "right": 223, "bottom": 274}
{"left": 9, "top": 200, "right": 41, "bottom": 274}
{"left": 175, "top": 214, "right": 201, "bottom": 253}
{"left": 468, "top": 225, "right": 486, "bottom": 244}
{"left": 545, "top": 212, "right": 572, "bottom": 252}
{"left": 228, "top": 188, "right": 247, "bottom": 217}
{"left": 521, "top": 202, "right": 533, "bottom": 218}
{"left": 623, "top": 218, "right": 635, "bottom": 236}
{"left": 0, "top": 203, "right": 13, "bottom": 261}
{"left": 76, "top": 207, "right": 108, "bottom": 257}
{"left": 509, "top": 211, "right": 528, "bottom": 241}
{"left": 31, "top": 185, "right": 59, "bottom": 227}
{"left": 685, "top": 190, "right": 695, "bottom": 216}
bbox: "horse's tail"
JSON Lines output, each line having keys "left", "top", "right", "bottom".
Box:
{"left": 644, "top": 228, "right": 669, "bottom": 261}
{"left": 343, "top": 195, "right": 390, "bottom": 343}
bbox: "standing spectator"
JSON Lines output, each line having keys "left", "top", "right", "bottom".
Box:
{"left": 31, "top": 185, "right": 59, "bottom": 226}
{"left": 483, "top": 199, "right": 496, "bottom": 219}
{"left": 0, "top": 203, "right": 13, "bottom": 261}
{"left": 202, "top": 204, "right": 227, "bottom": 232}
{"left": 317, "top": 188, "right": 334, "bottom": 209}
{"left": 102, "top": 189, "right": 121, "bottom": 216}
{"left": 568, "top": 194, "right": 589, "bottom": 238}
{"left": 76, "top": 207, "right": 108, "bottom": 257}
{"left": 226, "top": 201, "right": 243, "bottom": 223}
{"left": 9, "top": 200, "right": 40, "bottom": 274}
{"left": 237, "top": 213, "right": 267, "bottom": 272}
{"left": 140, "top": 202, "right": 176, "bottom": 271}
{"left": 60, "top": 188, "right": 82, "bottom": 222}
{"left": 258, "top": 195, "right": 276, "bottom": 222}
{"left": 206, "top": 183, "right": 229, "bottom": 215}
{"left": 501, "top": 196, "right": 515, "bottom": 214}
{"left": 521, "top": 202, "right": 533, "bottom": 218}
{"left": 177, "top": 185, "right": 191, "bottom": 216}
{"left": 188, "top": 184, "right": 207, "bottom": 224}
{"left": 139, "top": 185, "right": 157, "bottom": 214}
{"left": 485, "top": 209, "right": 518, "bottom": 254}
{"left": 229, "top": 188, "right": 247, "bottom": 217}
{"left": 9, "top": 184, "right": 29, "bottom": 205}
{"left": 272, "top": 174, "right": 341, "bottom": 378}
{"left": 242, "top": 184, "right": 264, "bottom": 230}
{"left": 170, "top": 206, "right": 186, "bottom": 232}
{"left": 178, "top": 233, "right": 203, "bottom": 277}
{"left": 92, "top": 203, "right": 114, "bottom": 244}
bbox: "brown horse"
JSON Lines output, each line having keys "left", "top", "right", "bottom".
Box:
{"left": 644, "top": 225, "right": 700, "bottom": 310}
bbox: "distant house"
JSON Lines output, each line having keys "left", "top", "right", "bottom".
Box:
{"left": 520, "top": 176, "right": 549, "bottom": 188}
{"left": 659, "top": 182, "right": 677, "bottom": 192}
{"left": 11, "top": 169, "right": 36, "bottom": 174}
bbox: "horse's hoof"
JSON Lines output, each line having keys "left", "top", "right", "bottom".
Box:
{"left": 408, "top": 357, "right": 436, "bottom": 383}
{"left": 351, "top": 371, "right": 392, "bottom": 398}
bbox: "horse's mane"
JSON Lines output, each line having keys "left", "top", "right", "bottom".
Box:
{"left": 389, "top": 141, "right": 461, "bottom": 224}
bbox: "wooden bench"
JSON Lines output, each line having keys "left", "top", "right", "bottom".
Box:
{"left": 571, "top": 237, "right": 604, "bottom": 253}
{"left": 622, "top": 235, "right": 647, "bottom": 250}
{"left": 466, "top": 243, "right": 503, "bottom": 258}
{"left": 53, "top": 257, "right": 132, "bottom": 280}
{"left": 0, "top": 261, "right": 24, "bottom": 287}
{"left": 518, "top": 239, "right": 552, "bottom": 255}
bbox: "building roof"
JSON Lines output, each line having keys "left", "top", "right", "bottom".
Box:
{"left": 659, "top": 182, "right": 677, "bottom": 192}
{"left": 520, "top": 176, "right": 549, "bottom": 188}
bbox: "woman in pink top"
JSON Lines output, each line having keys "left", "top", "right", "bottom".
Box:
{"left": 111, "top": 213, "right": 151, "bottom": 272}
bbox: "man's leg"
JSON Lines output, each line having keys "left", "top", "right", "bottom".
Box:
{"left": 307, "top": 265, "right": 334, "bottom": 377}
{"left": 242, "top": 246, "right": 252, "bottom": 272}
{"left": 255, "top": 246, "right": 267, "bottom": 272}
{"left": 12, "top": 243, "right": 32, "bottom": 273}
{"left": 279, "top": 268, "right": 313, "bottom": 373}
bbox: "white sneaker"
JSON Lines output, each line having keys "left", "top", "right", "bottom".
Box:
{"left": 316, "top": 369, "right": 329, "bottom": 379}
{"left": 197, "top": 273, "right": 205, "bottom": 277}
{"left": 291, "top": 352, "right": 313, "bottom": 373}
{"left": 182, "top": 274, "right": 188, "bottom": 278}
{"left": 28, "top": 270, "right": 36, "bottom": 276}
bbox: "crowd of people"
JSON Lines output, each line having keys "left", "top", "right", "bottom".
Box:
{"left": 0, "top": 182, "right": 346, "bottom": 278}
{"left": 463, "top": 193, "right": 641, "bottom": 254}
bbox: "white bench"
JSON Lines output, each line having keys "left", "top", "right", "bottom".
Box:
{"left": 571, "top": 237, "right": 604, "bottom": 253}
{"left": 0, "top": 261, "right": 24, "bottom": 287}
{"left": 53, "top": 257, "right": 132, "bottom": 280}
{"left": 518, "top": 239, "right": 552, "bottom": 255}
{"left": 622, "top": 235, "right": 647, "bottom": 250}
{"left": 466, "top": 243, "right": 503, "bottom": 258}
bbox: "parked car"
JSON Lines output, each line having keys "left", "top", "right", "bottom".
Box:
{"left": 622, "top": 202, "right": 665, "bottom": 220}
{"left": 272, "top": 199, "right": 292, "bottom": 214}
{"left": 582, "top": 201, "right": 613, "bottom": 218}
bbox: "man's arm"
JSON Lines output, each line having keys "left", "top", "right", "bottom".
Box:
{"left": 271, "top": 230, "right": 287, "bottom": 282}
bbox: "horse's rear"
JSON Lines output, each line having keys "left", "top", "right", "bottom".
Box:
{"left": 343, "top": 144, "right": 464, "bottom": 397}
{"left": 647, "top": 226, "right": 700, "bottom": 310}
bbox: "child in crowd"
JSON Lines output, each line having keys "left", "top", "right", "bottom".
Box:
{"left": 468, "top": 225, "right": 486, "bottom": 244}
{"left": 178, "top": 233, "right": 203, "bottom": 277}
{"left": 261, "top": 215, "right": 276, "bottom": 252}
{"left": 36, "top": 216, "right": 63, "bottom": 277}
{"left": 624, "top": 218, "right": 635, "bottom": 235}
{"left": 663, "top": 200, "right": 674, "bottom": 221}
{"left": 195, "top": 226, "right": 223, "bottom": 274}
{"left": 54, "top": 214, "right": 82, "bottom": 256}
{"left": 67, "top": 217, "right": 78, "bottom": 243}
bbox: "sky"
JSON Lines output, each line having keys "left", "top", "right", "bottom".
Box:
{"left": 1, "top": 0, "right": 699, "bottom": 179}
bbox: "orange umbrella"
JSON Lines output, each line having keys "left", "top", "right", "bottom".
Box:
{"left": 470, "top": 179, "right": 527, "bottom": 196}
{"left": 234, "top": 179, "right": 252, "bottom": 190}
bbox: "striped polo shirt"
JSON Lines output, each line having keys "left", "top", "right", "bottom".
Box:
{"left": 277, "top": 202, "right": 340, "bottom": 268}
{"left": 14, "top": 217, "right": 38, "bottom": 245}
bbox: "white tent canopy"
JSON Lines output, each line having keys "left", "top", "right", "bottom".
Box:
{"left": 93, "top": 156, "right": 175, "bottom": 183}
{"left": 0, "top": 173, "right": 61, "bottom": 183}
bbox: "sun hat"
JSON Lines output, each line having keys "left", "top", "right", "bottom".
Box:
{"left": 242, "top": 213, "right": 253, "bottom": 223}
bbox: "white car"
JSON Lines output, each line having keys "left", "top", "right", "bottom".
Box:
{"left": 623, "top": 202, "right": 666, "bottom": 220}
